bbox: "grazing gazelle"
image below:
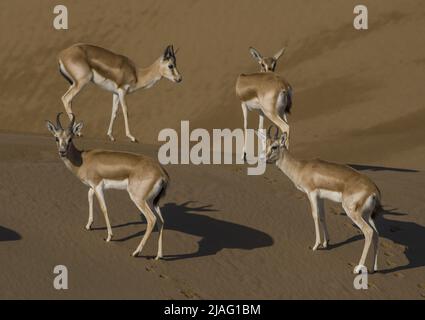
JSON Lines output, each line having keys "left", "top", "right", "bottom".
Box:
{"left": 236, "top": 69, "right": 292, "bottom": 160}
{"left": 46, "top": 113, "right": 169, "bottom": 259}
{"left": 58, "top": 44, "right": 182, "bottom": 142}
{"left": 258, "top": 126, "right": 381, "bottom": 274}
{"left": 249, "top": 46, "right": 286, "bottom": 72}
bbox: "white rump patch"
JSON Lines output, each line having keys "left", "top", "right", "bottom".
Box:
{"left": 103, "top": 179, "right": 129, "bottom": 190}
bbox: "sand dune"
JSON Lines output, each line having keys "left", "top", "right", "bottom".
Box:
{"left": 1, "top": 135, "right": 425, "bottom": 299}
{"left": 0, "top": 1, "right": 425, "bottom": 299}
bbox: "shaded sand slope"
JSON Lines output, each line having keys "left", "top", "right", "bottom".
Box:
{"left": 0, "top": 135, "right": 424, "bottom": 299}
{"left": 0, "top": 1, "right": 424, "bottom": 170}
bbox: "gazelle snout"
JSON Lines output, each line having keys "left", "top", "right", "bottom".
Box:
{"left": 175, "top": 74, "right": 183, "bottom": 83}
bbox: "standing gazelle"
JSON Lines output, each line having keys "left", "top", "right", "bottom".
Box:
{"left": 236, "top": 70, "right": 292, "bottom": 160}
{"left": 58, "top": 44, "right": 182, "bottom": 142}
{"left": 258, "top": 126, "right": 381, "bottom": 274}
{"left": 249, "top": 46, "right": 286, "bottom": 72}
{"left": 46, "top": 113, "right": 169, "bottom": 259}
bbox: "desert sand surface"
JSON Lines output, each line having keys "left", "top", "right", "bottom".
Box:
{"left": 0, "top": 0, "right": 425, "bottom": 299}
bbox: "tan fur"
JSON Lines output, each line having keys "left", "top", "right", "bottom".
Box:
{"left": 261, "top": 129, "right": 381, "bottom": 273}
{"left": 47, "top": 114, "right": 169, "bottom": 259}
{"left": 58, "top": 43, "right": 182, "bottom": 142}
{"left": 236, "top": 72, "right": 292, "bottom": 159}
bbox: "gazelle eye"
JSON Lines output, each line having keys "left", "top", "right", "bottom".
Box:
{"left": 168, "top": 65, "right": 173, "bottom": 69}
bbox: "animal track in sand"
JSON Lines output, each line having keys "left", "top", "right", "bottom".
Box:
{"left": 385, "top": 260, "right": 397, "bottom": 267}
{"left": 393, "top": 272, "right": 405, "bottom": 279}
{"left": 263, "top": 176, "right": 277, "bottom": 184}
{"left": 180, "top": 288, "right": 201, "bottom": 299}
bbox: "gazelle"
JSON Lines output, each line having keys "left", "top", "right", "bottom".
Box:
{"left": 249, "top": 46, "right": 286, "bottom": 72}
{"left": 46, "top": 113, "right": 169, "bottom": 259}
{"left": 258, "top": 126, "right": 381, "bottom": 274}
{"left": 58, "top": 44, "right": 182, "bottom": 142}
{"left": 236, "top": 69, "right": 292, "bottom": 160}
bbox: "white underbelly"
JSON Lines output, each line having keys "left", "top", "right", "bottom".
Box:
{"left": 244, "top": 98, "right": 262, "bottom": 112}
{"left": 103, "top": 178, "right": 129, "bottom": 190}
{"left": 92, "top": 70, "right": 118, "bottom": 92}
{"left": 318, "top": 189, "right": 342, "bottom": 203}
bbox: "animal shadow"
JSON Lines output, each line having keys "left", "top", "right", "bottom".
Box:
{"left": 0, "top": 225, "right": 21, "bottom": 242}
{"left": 349, "top": 164, "right": 418, "bottom": 173}
{"left": 328, "top": 207, "right": 425, "bottom": 273}
{"left": 114, "top": 201, "right": 274, "bottom": 260}
{"left": 162, "top": 201, "right": 274, "bottom": 260}
{"left": 376, "top": 209, "right": 425, "bottom": 273}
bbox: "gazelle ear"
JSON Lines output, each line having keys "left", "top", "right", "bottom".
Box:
{"left": 273, "top": 47, "right": 286, "bottom": 61}
{"left": 46, "top": 121, "right": 57, "bottom": 135}
{"left": 72, "top": 121, "right": 83, "bottom": 136}
{"left": 280, "top": 132, "right": 288, "bottom": 147}
{"left": 163, "top": 45, "right": 172, "bottom": 60}
{"left": 255, "top": 129, "right": 267, "bottom": 141}
{"left": 249, "top": 47, "right": 263, "bottom": 62}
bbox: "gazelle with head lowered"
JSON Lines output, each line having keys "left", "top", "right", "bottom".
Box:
{"left": 58, "top": 44, "right": 182, "bottom": 142}
{"left": 46, "top": 113, "right": 169, "bottom": 259}
{"left": 258, "top": 126, "right": 381, "bottom": 274}
{"left": 236, "top": 56, "right": 292, "bottom": 160}
{"left": 249, "top": 46, "right": 286, "bottom": 72}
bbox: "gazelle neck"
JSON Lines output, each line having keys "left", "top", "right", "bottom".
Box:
{"left": 62, "top": 141, "right": 83, "bottom": 174}
{"left": 134, "top": 59, "right": 162, "bottom": 90}
{"left": 275, "top": 148, "right": 303, "bottom": 184}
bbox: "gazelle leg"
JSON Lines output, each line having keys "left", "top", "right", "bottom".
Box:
{"left": 368, "top": 217, "right": 379, "bottom": 272}
{"left": 317, "top": 198, "right": 329, "bottom": 248}
{"left": 62, "top": 81, "right": 89, "bottom": 137}
{"left": 117, "top": 89, "right": 136, "bottom": 142}
{"left": 130, "top": 200, "right": 157, "bottom": 257}
{"left": 107, "top": 94, "right": 120, "bottom": 141}
{"left": 153, "top": 204, "right": 165, "bottom": 260}
{"left": 347, "top": 210, "right": 374, "bottom": 274}
{"left": 94, "top": 184, "right": 113, "bottom": 242}
{"left": 62, "top": 85, "right": 75, "bottom": 116}
{"left": 241, "top": 103, "right": 248, "bottom": 161}
{"left": 308, "top": 192, "right": 322, "bottom": 251}
{"left": 62, "top": 80, "right": 88, "bottom": 120}
{"left": 258, "top": 114, "right": 266, "bottom": 157}
{"left": 265, "top": 112, "right": 290, "bottom": 149}
{"left": 86, "top": 188, "right": 94, "bottom": 230}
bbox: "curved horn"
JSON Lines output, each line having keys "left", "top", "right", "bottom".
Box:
{"left": 267, "top": 124, "right": 279, "bottom": 140}
{"left": 56, "top": 112, "right": 64, "bottom": 130}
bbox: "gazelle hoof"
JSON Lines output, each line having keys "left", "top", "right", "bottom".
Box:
{"left": 154, "top": 255, "right": 163, "bottom": 260}
{"left": 85, "top": 224, "right": 92, "bottom": 231}
{"left": 312, "top": 243, "right": 320, "bottom": 251}
{"left": 322, "top": 241, "right": 328, "bottom": 249}
{"left": 241, "top": 151, "right": 246, "bottom": 161}
{"left": 132, "top": 251, "right": 139, "bottom": 257}
{"left": 105, "top": 234, "right": 113, "bottom": 242}
{"left": 108, "top": 135, "right": 115, "bottom": 142}
{"left": 127, "top": 136, "right": 137, "bottom": 143}
{"left": 353, "top": 264, "right": 367, "bottom": 274}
